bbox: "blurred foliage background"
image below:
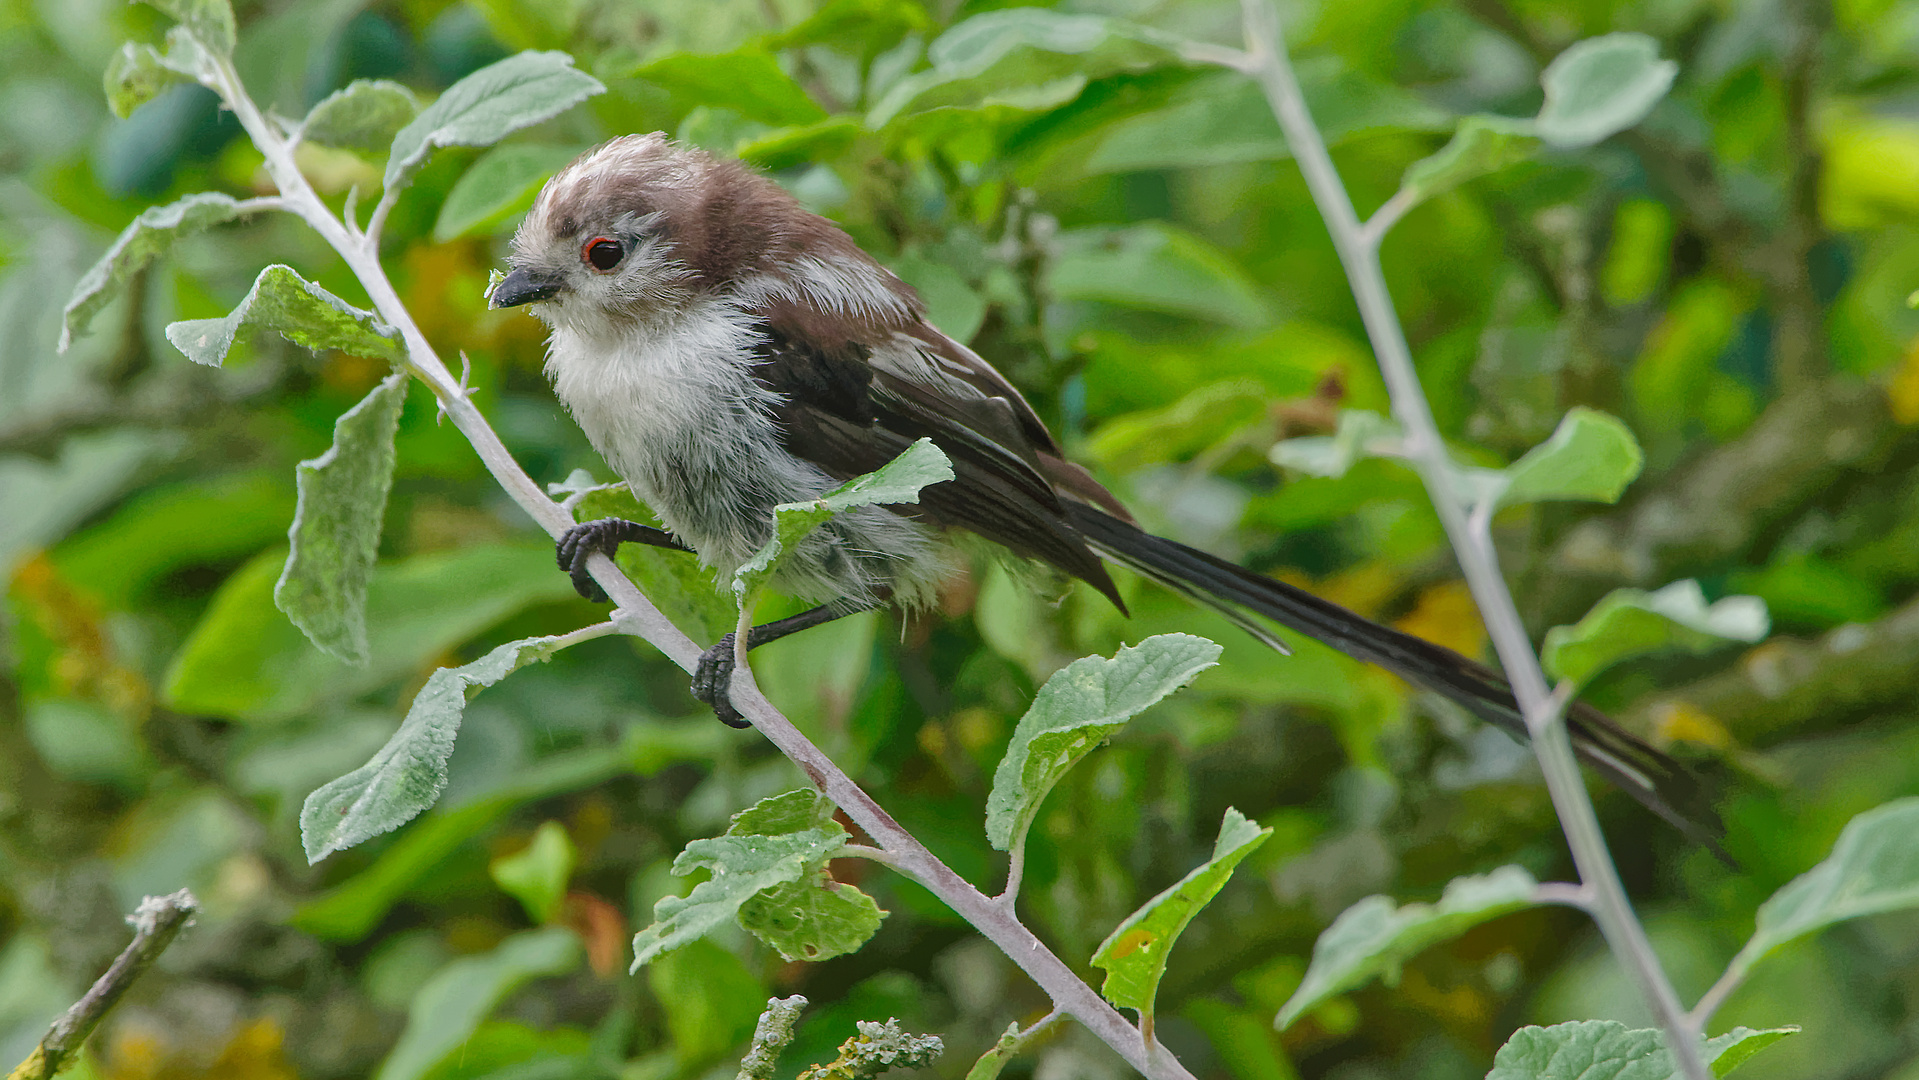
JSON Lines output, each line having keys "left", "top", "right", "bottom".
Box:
{"left": 5, "top": 0, "right": 1919, "bottom": 1077}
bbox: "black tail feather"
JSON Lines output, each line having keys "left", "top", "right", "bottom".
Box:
{"left": 1063, "top": 503, "right": 1729, "bottom": 858}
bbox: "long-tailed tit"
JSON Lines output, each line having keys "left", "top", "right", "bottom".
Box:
{"left": 490, "top": 134, "right": 1722, "bottom": 851}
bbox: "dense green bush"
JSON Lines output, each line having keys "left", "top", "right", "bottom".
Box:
{"left": 7, "top": 0, "right": 1919, "bottom": 1078}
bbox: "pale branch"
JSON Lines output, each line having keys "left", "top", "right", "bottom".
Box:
{"left": 8, "top": 889, "right": 198, "bottom": 1080}
{"left": 197, "top": 50, "right": 1191, "bottom": 1080}
{"left": 1226, "top": 3, "right": 1712, "bottom": 1076}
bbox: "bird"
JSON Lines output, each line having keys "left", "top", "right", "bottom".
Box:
{"left": 488, "top": 133, "right": 1724, "bottom": 852}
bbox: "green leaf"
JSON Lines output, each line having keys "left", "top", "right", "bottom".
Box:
{"left": 1047, "top": 223, "right": 1270, "bottom": 328}
{"left": 489, "top": 821, "right": 577, "bottom": 923}
{"left": 728, "top": 788, "right": 837, "bottom": 836}
{"left": 374, "top": 927, "right": 582, "bottom": 1080}
{"left": 1074, "top": 63, "right": 1450, "bottom": 174}
{"left": 433, "top": 142, "right": 580, "bottom": 241}
{"left": 140, "top": 0, "right": 236, "bottom": 57}
{"left": 1722, "top": 796, "right": 1919, "bottom": 988}
{"left": 630, "top": 826, "right": 847, "bottom": 969}
{"left": 570, "top": 482, "right": 735, "bottom": 645}
{"left": 869, "top": 9, "right": 1184, "bottom": 128}
{"left": 648, "top": 939, "right": 769, "bottom": 1066}
{"left": 890, "top": 253, "right": 986, "bottom": 344}
{"left": 165, "top": 543, "right": 575, "bottom": 723}
{"left": 50, "top": 473, "right": 294, "bottom": 608}
{"left": 1540, "top": 580, "right": 1768, "bottom": 688}
{"left": 965, "top": 1023, "right": 1026, "bottom": 1080}
{"left": 737, "top": 868, "right": 886, "bottom": 963}
{"left": 1534, "top": 33, "right": 1678, "bottom": 149}
{"left": 1497, "top": 406, "right": 1645, "bottom": 508}
{"left": 1091, "top": 807, "right": 1271, "bottom": 1028}
{"left": 274, "top": 373, "right": 407, "bottom": 666}
{"left": 761, "top": 0, "right": 932, "bottom": 57}
{"left": 985, "top": 634, "right": 1221, "bottom": 853}
{"left": 165, "top": 264, "right": 403, "bottom": 367}
{"left": 60, "top": 192, "right": 253, "bottom": 351}
{"left": 734, "top": 116, "right": 864, "bottom": 171}
{"left": 1274, "top": 866, "right": 1541, "bottom": 1029}
{"left": 384, "top": 50, "right": 603, "bottom": 194}
{"left": 103, "top": 42, "right": 191, "bottom": 118}
{"left": 302, "top": 79, "right": 421, "bottom": 153}
{"left": 1397, "top": 114, "right": 1542, "bottom": 209}
{"left": 1701, "top": 1028, "right": 1801, "bottom": 1077}
{"left": 465, "top": 0, "right": 579, "bottom": 52}
{"left": 299, "top": 634, "right": 568, "bottom": 863}
{"left": 732, "top": 438, "right": 953, "bottom": 602}
{"left": 633, "top": 48, "right": 826, "bottom": 127}
{"left": 1486, "top": 1020, "right": 1797, "bottom": 1080}
{"left": 1269, "top": 410, "right": 1403, "bottom": 478}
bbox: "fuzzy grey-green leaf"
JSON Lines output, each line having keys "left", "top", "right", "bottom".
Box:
{"left": 433, "top": 142, "right": 581, "bottom": 241}
{"left": 1270, "top": 409, "right": 1403, "bottom": 478}
{"left": 104, "top": 42, "right": 189, "bottom": 118}
{"left": 1486, "top": 1019, "right": 1796, "bottom": 1080}
{"left": 985, "top": 634, "right": 1220, "bottom": 853}
{"left": 1722, "top": 797, "right": 1919, "bottom": 987}
{"left": 61, "top": 192, "right": 252, "bottom": 351}
{"left": 738, "top": 869, "right": 885, "bottom": 963}
{"left": 630, "top": 826, "right": 847, "bottom": 969}
{"left": 165, "top": 264, "right": 402, "bottom": 367}
{"left": 1498, "top": 407, "right": 1644, "bottom": 507}
{"left": 303, "top": 79, "right": 421, "bottom": 152}
{"left": 729, "top": 788, "right": 837, "bottom": 836}
{"left": 1092, "top": 807, "right": 1269, "bottom": 1025}
{"left": 384, "top": 51, "right": 603, "bottom": 193}
{"left": 1541, "top": 580, "right": 1768, "bottom": 688}
{"left": 1397, "top": 114, "right": 1541, "bottom": 208}
{"left": 141, "top": 0, "right": 236, "bottom": 57}
{"left": 1534, "top": 33, "right": 1677, "bottom": 148}
{"left": 868, "top": 9, "right": 1183, "bottom": 128}
{"left": 732, "top": 438, "right": 953, "bottom": 602}
{"left": 1275, "top": 866, "right": 1542, "bottom": 1029}
{"left": 274, "top": 374, "right": 408, "bottom": 665}
{"left": 299, "top": 635, "right": 563, "bottom": 863}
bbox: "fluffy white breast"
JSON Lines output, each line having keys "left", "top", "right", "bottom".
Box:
{"left": 537, "top": 294, "right": 952, "bottom": 608}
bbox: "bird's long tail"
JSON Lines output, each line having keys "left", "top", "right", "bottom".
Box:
{"left": 1063, "top": 502, "right": 1728, "bottom": 856}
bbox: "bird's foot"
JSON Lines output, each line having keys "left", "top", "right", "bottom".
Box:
{"left": 556, "top": 519, "right": 637, "bottom": 602}
{"left": 692, "top": 633, "right": 749, "bottom": 728}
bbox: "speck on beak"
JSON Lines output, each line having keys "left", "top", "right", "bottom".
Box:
{"left": 490, "top": 268, "right": 564, "bottom": 309}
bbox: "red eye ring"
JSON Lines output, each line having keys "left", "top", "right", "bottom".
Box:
{"left": 582, "top": 236, "right": 624, "bottom": 272}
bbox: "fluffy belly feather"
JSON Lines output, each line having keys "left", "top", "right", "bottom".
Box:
{"left": 542, "top": 309, "right": 951, "bottom": 609}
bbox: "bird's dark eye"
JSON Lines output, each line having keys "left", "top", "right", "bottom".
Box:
{"left": 583, "top": 236, "right": 624, "bottom": 272}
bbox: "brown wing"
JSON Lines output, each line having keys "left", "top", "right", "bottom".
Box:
{"left": 749, "top": 316, "right": 1125, "bottom": 610}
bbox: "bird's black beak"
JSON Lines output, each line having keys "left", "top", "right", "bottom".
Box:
{"left": 490, "top": 268, "right": 564, "bottom": 309}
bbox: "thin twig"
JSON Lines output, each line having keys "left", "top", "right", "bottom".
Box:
{"left": 1686, "top": 965, "right": 1743, "bottom": 1031}
{"left": 1532, "top": 881, "right": 1596, "bottom": 909}
{"left": 197, "top": 49, "right": 1189, "bottom": 1080}
{"left": 997, "top": 833, "right": 1029, "bottom": 909}
{"left": 1222, "top": 3, "right": 1712, "bottom": 1076}
{"left": 967, "top": 1009, "right": 1065, "bottom": 1080}
{"left": 8, "top": 890, "right": 199, "bottom": 1080}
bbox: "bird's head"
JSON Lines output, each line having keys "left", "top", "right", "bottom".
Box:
{"left": 489, "top": 133, "right": 918, "bottom": 339}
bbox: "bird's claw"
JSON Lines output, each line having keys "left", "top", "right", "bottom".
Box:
{"left": 556, "top": 520, "right": 624, "bottom": 602}
{"left": 692, "top": 633, "right": 749, "bottom": 728}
